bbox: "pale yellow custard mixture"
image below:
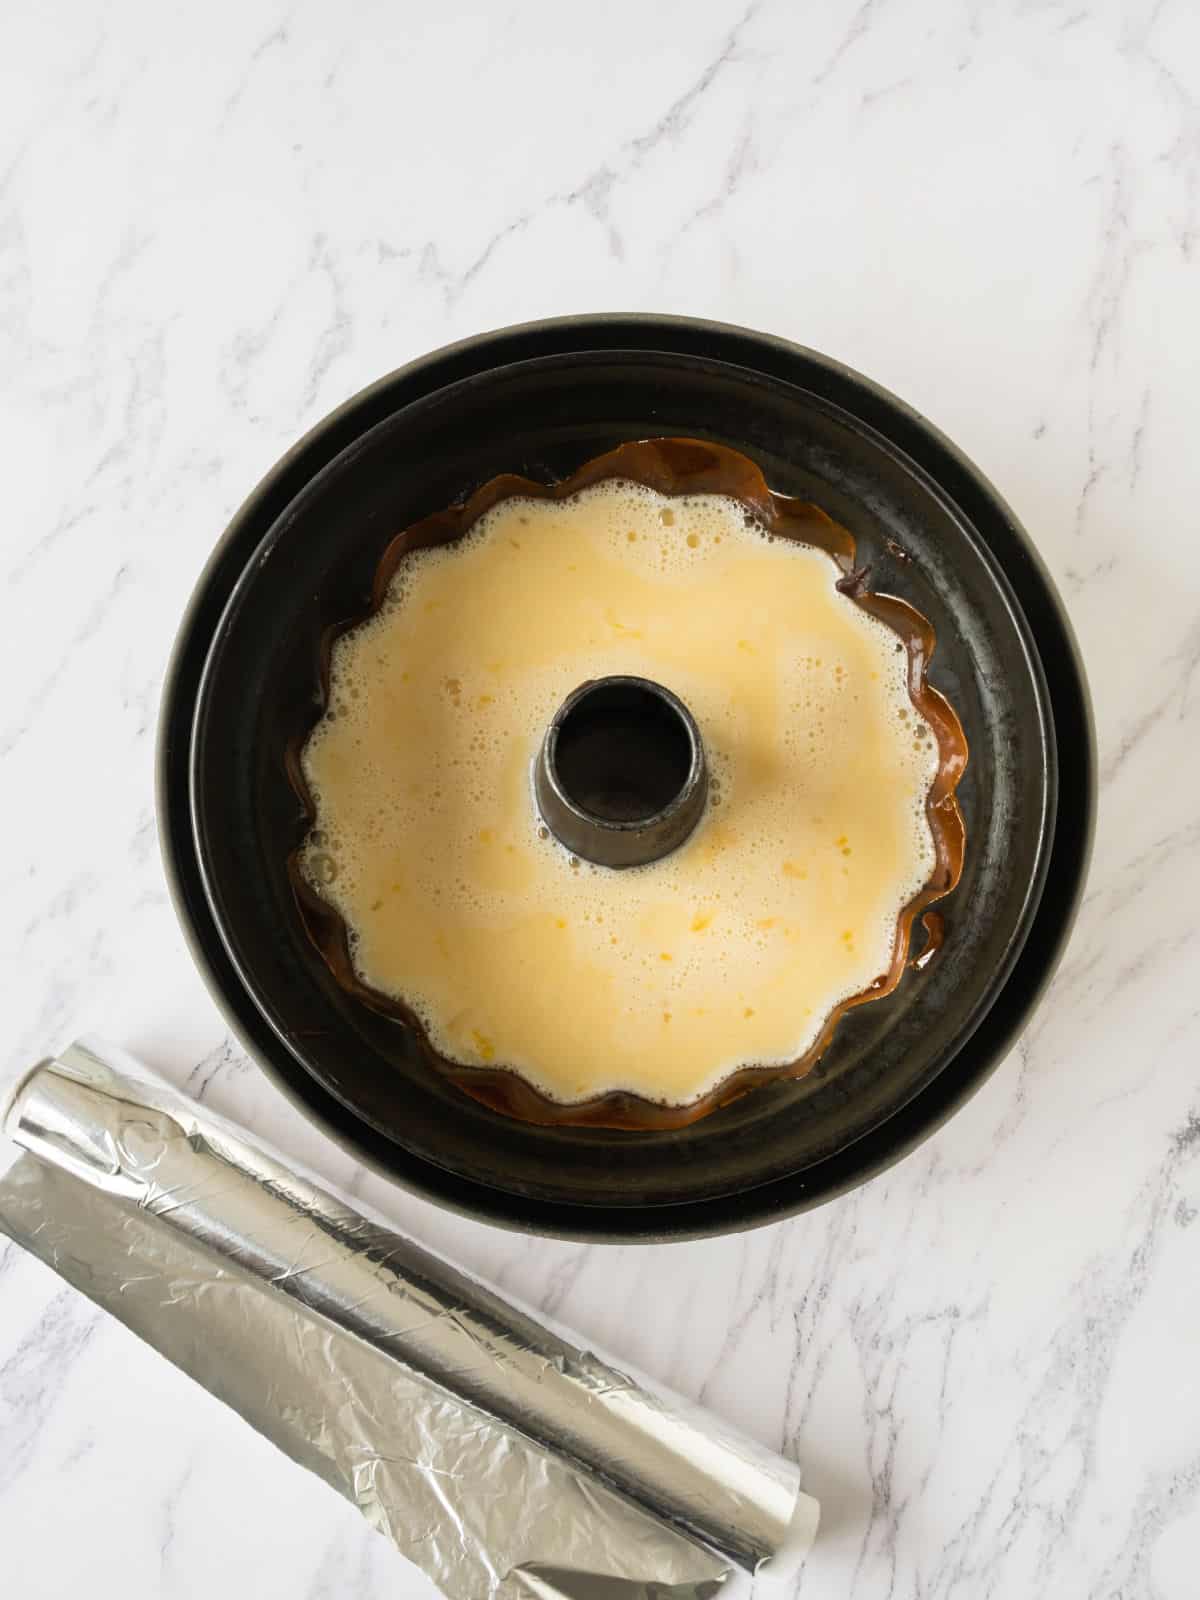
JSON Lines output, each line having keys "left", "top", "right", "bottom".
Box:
{"left": 301, "top": 481, "right": 940, "bottom": 1106}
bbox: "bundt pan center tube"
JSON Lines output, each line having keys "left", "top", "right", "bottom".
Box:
{"left": 535, "top": 675, "right": 709, "bottom": 870}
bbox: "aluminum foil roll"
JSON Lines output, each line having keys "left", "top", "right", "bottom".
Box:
{"left": 0, "top": 1042, "right": 817, "bottom": 1600}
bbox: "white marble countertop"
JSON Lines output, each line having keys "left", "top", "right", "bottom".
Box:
{"left": 3, "top": 3, "right": 1199, "bottom": 1596}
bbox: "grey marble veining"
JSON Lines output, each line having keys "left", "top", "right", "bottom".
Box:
{"left": 3, "top": 2, "right": 1199, "bottom": 1596}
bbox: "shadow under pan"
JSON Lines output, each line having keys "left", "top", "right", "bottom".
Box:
{"left": 160, "top": 315, "right": 1094, "bottom": 1239}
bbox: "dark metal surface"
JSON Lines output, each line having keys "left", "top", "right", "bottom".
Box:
{"left": 158, "top": 315, "right": 1095, "bottom": 1240}
{"left": 535, "top": 676, "right": 709, "bottom": 869}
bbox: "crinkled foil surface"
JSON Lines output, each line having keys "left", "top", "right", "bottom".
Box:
{"left": 0, "top": 1043, "right": 816, "bottom": 1600}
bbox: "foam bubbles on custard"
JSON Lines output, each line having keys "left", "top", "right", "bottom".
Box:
{"left": 300, "top": 479, "right": 941, "bottom": 1105}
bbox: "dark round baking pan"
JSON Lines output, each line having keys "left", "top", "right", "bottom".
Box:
{"left": 159, "top": 315, "right": 1094, "bottom": 1240}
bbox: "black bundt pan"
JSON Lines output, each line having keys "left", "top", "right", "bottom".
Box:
{"left": 158, "top": 315, "right": 1094, "bottom": 1240}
